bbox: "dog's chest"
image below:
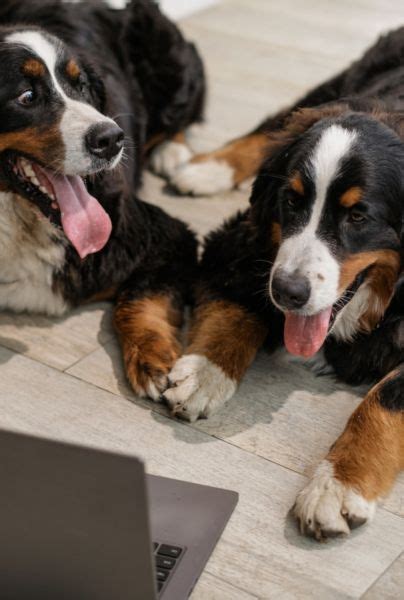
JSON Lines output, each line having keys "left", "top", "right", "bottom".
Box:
{"left": 0, "top": 193, "right": 68, "bottom": 315}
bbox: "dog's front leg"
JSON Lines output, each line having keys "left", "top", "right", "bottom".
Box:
{"left": 163, "top": 300, "right": 268, "bottom": 421}
{"left": 114, "top": 291, "right": 183, "bottom": 401}
{"left": 294, "top": 365, "right": 404, "bottom": 541}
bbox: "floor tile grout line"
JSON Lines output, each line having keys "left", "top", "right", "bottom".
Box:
{"left": 3, "top": 345, "right": 403, "bottom": 524}
{"left": 203, "top": 569, "right": 259, "bottom": 599}
{"left": 58, "top": 368, "right": 404, "bottom": 521}
{"left": 360, "top": 550, "right": 404, "bottom": 598}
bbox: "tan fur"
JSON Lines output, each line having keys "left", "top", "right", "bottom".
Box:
{"left": 66, "top": 59, "right": 80, "bottom": 80}
{"left": 340, "top": 186, "right": 362, "bottom": 207}
{"left": 190, "top": 133, "right": 269, "bottom": 185}
{"left": 187, "top": 300, "right": 268, "bottom": 381}
{"left": 22, "top": 58, "right": 45, "bottom": 78}
{"left": 0, "top": 126, "right": 64, "bottom": 168}
{"left": 271, "top": 222, "right": 282, "bottom": 246}
{"left": 114, "top": 294, "right": 182, "bottom": 395}
{"left": 338, "top": 249, "right": 400, "bottom": 331}
{"left": 290, "top": 172, "right": 305, "bottom": 196}
{"left": 329, "top": 371, "right": 404, "bottom": 500}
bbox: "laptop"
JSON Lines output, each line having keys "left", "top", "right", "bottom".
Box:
{"left": 0, "top": 429, "right": 238, "bottom": 600}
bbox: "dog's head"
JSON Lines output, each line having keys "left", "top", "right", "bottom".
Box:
{"left": 0, "top": 28, "right": 124, "bottom": 258}
{"left": 251, "top": 105, "right": 404, "bottom": 357}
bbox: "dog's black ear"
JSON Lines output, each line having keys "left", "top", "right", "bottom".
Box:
{"left": 249, "top": 104, "right": 348, "bottom": 219}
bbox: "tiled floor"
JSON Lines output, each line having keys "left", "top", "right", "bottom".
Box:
{"left": 2, "top": 1, "right": 404, "bottom": 598}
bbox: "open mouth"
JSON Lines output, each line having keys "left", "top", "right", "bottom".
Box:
{"left": 283, "top": 270, "right": 367, "bottom": 358}
{"left": 1, "top": 152, "right": 112, "bottom": 259}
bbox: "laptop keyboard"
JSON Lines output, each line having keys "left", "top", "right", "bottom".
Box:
{"left": 153, "top": 542, "right": 185, "bottom": 595}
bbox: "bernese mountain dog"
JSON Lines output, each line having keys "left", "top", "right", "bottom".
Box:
{"left": 0, "top": 0, "right": 206, "bottom": 399}
{"left": 160, "top": 28, "right": 404, "bottom": 540}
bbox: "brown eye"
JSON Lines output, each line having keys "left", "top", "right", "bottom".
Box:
{"left": 17, "top": 89, "right": 35, "bottom": 106}
{"left": 286, "top": 190, "right": 301, "bottom": 208}
{"left": 349, "top": 210, "right": 366, "bottom": 224}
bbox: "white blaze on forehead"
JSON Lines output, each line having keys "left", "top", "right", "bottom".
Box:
{"left": 307, "top": 124, "right": 357, "bottom": 232}
{"left": 7, "top": 30, "right": 66, "bottom": 97}
{"left": 5, "top": 30, "right": 120, "bottom": 174}
{"left": 270, "top": 124, "right": 358, "bottom": 315}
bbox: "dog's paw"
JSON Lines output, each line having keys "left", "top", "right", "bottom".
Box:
{"left": 170, "top": 158, "right": 234, "bottom": 196}
{"left": 150, "top": 140, "right": 192, "bottom": 178}
{"left": 162, "top": 354, "right": 236, "bottom": 421}
{"left": 123, "top": 336, "right": 180, "bottom": 402}
{"left": 293, "top": 460, "right": 376, "bottom": 541}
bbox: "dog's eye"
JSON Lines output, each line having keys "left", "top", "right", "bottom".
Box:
{"left": 285, "top": 190, "right": 301, "bottom": 208}
{"left": 349, "top": 210, "right": 366, "bottom": 224}
{"left": 17, "top": 89, "right": 35, "bottom": 106}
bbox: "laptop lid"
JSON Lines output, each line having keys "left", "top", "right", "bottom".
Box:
{"left": 0, "top": 429, "right": 156, "bottom": 600}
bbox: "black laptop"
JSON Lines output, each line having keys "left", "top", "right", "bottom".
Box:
{"left": 0, "top": 429, "right": 238, "bottom": 599}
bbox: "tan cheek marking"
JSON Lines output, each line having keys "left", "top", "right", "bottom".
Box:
{"left": 0, "top": 126, "right": 65, "bottom": 169}
{"left": 66, "top": 59, "right": 80, "bottom": 80}
{"left": 289, "top": 172, "right": 304, "bottom": 196}
{"left": 339, "top": 249, "right": 400, "bottom": 332}
{"left": 22, "top": 58, "right": 45, "bottom": 78}
{"left": 340, "top": 186, "right": 362, "bottom": 208}
{"left": 338, "top": 250, "right": 399, "bottom": 294}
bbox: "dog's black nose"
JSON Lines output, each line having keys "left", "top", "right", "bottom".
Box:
{"left": 86, "top": 122, "right": 124, "bottom": 161}
{"left": 271, "top": 270, "right": 311, "bottom": 310}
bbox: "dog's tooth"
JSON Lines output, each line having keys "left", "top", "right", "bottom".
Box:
{"left": 31, "top": 176, "right": 40, "bottom": 186}
{"left": 39, "top": 185, "right": 47, "bottom": 194}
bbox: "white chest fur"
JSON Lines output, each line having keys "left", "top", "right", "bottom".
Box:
{"left": 0, "top": 193, "right": 68, "bottom": 316}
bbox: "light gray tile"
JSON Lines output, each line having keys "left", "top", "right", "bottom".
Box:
{"left": 0, "top": 303, "right": 113, "bottom": 371}
{"left": 363, "top": 552, "right": 404, "bottom": 600}
{"left": 2, "top": 347, "right": 404, "bottom": 599}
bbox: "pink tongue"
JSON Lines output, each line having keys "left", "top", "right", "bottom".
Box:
{"left": 44, "top": 170, "right": 112, "bottom": 259}
{"left": 284, "top": 307, "right": 332, "bottom": 358}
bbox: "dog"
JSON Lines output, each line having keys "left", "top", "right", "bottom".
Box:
{"left": 160, "top": 28, "right": 404, "bottom": 541}
{"left": 0, "top": 0, "right": 206, "bottom": 399}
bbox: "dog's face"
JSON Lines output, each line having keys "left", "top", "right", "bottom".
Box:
{"left": 0, "top": 28, "right": 124, "bottom": 258}
{"left": 252, "top": 109, "right": 403, "bottom": 357}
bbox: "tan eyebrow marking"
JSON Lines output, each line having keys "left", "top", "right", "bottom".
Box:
{"left": 22, "top": 58, "right": 45, "bottom": 78}
{"left": 289, "top": 172, "right": 305, "bottom": 196}
{"left": 66, "top": 59, "right": 80, "bottom": 80}
{"left": 340, "top": 186, "right": 362, "bottom": 207}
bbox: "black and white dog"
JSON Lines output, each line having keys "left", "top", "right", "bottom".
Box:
{"left": 0, "top": 0, "right": 205, "bottom": 398}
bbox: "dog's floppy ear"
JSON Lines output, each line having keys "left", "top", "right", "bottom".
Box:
{"left": 249, "top": 104, "right": 348, "bottom": 224}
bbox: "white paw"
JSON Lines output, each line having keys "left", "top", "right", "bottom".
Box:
{"left": 162, "top": 354, "right": 236, "bottom": 422}
{"left": 150, "top": 141, "right": 192, "bottom": 178}
{"left": 171, "top": 159, "right": 234, "bottom": 196}
{"left": 294, "top": 460, "right": 376, "bottom": 541}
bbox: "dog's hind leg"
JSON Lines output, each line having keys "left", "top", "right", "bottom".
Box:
{"left": 294, "top": 365, "right": 404, "bottom": 541}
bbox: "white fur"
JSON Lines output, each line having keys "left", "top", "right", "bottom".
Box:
{"left": 7, "top": 31, "right": 122, "bottom": 175}
{"left": 270, "top": 125, "right": 357, "bottom": 316}
{"left": 171, "top": 159, "right": 234, "bottom": 196}
{"left": 0, "top": 193, "right": 68, "bottom": 315}
{"left": 164, "top": 354, "right": 237, "bottom": 421}
{"left": 331, "top": 283, "right": 371, "bottom": 341}
{"left": 294, "top": 460, "right": 376, "bottom": 539}
{"left": 150, "top": 141, "right": 192, "bottom": 178}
